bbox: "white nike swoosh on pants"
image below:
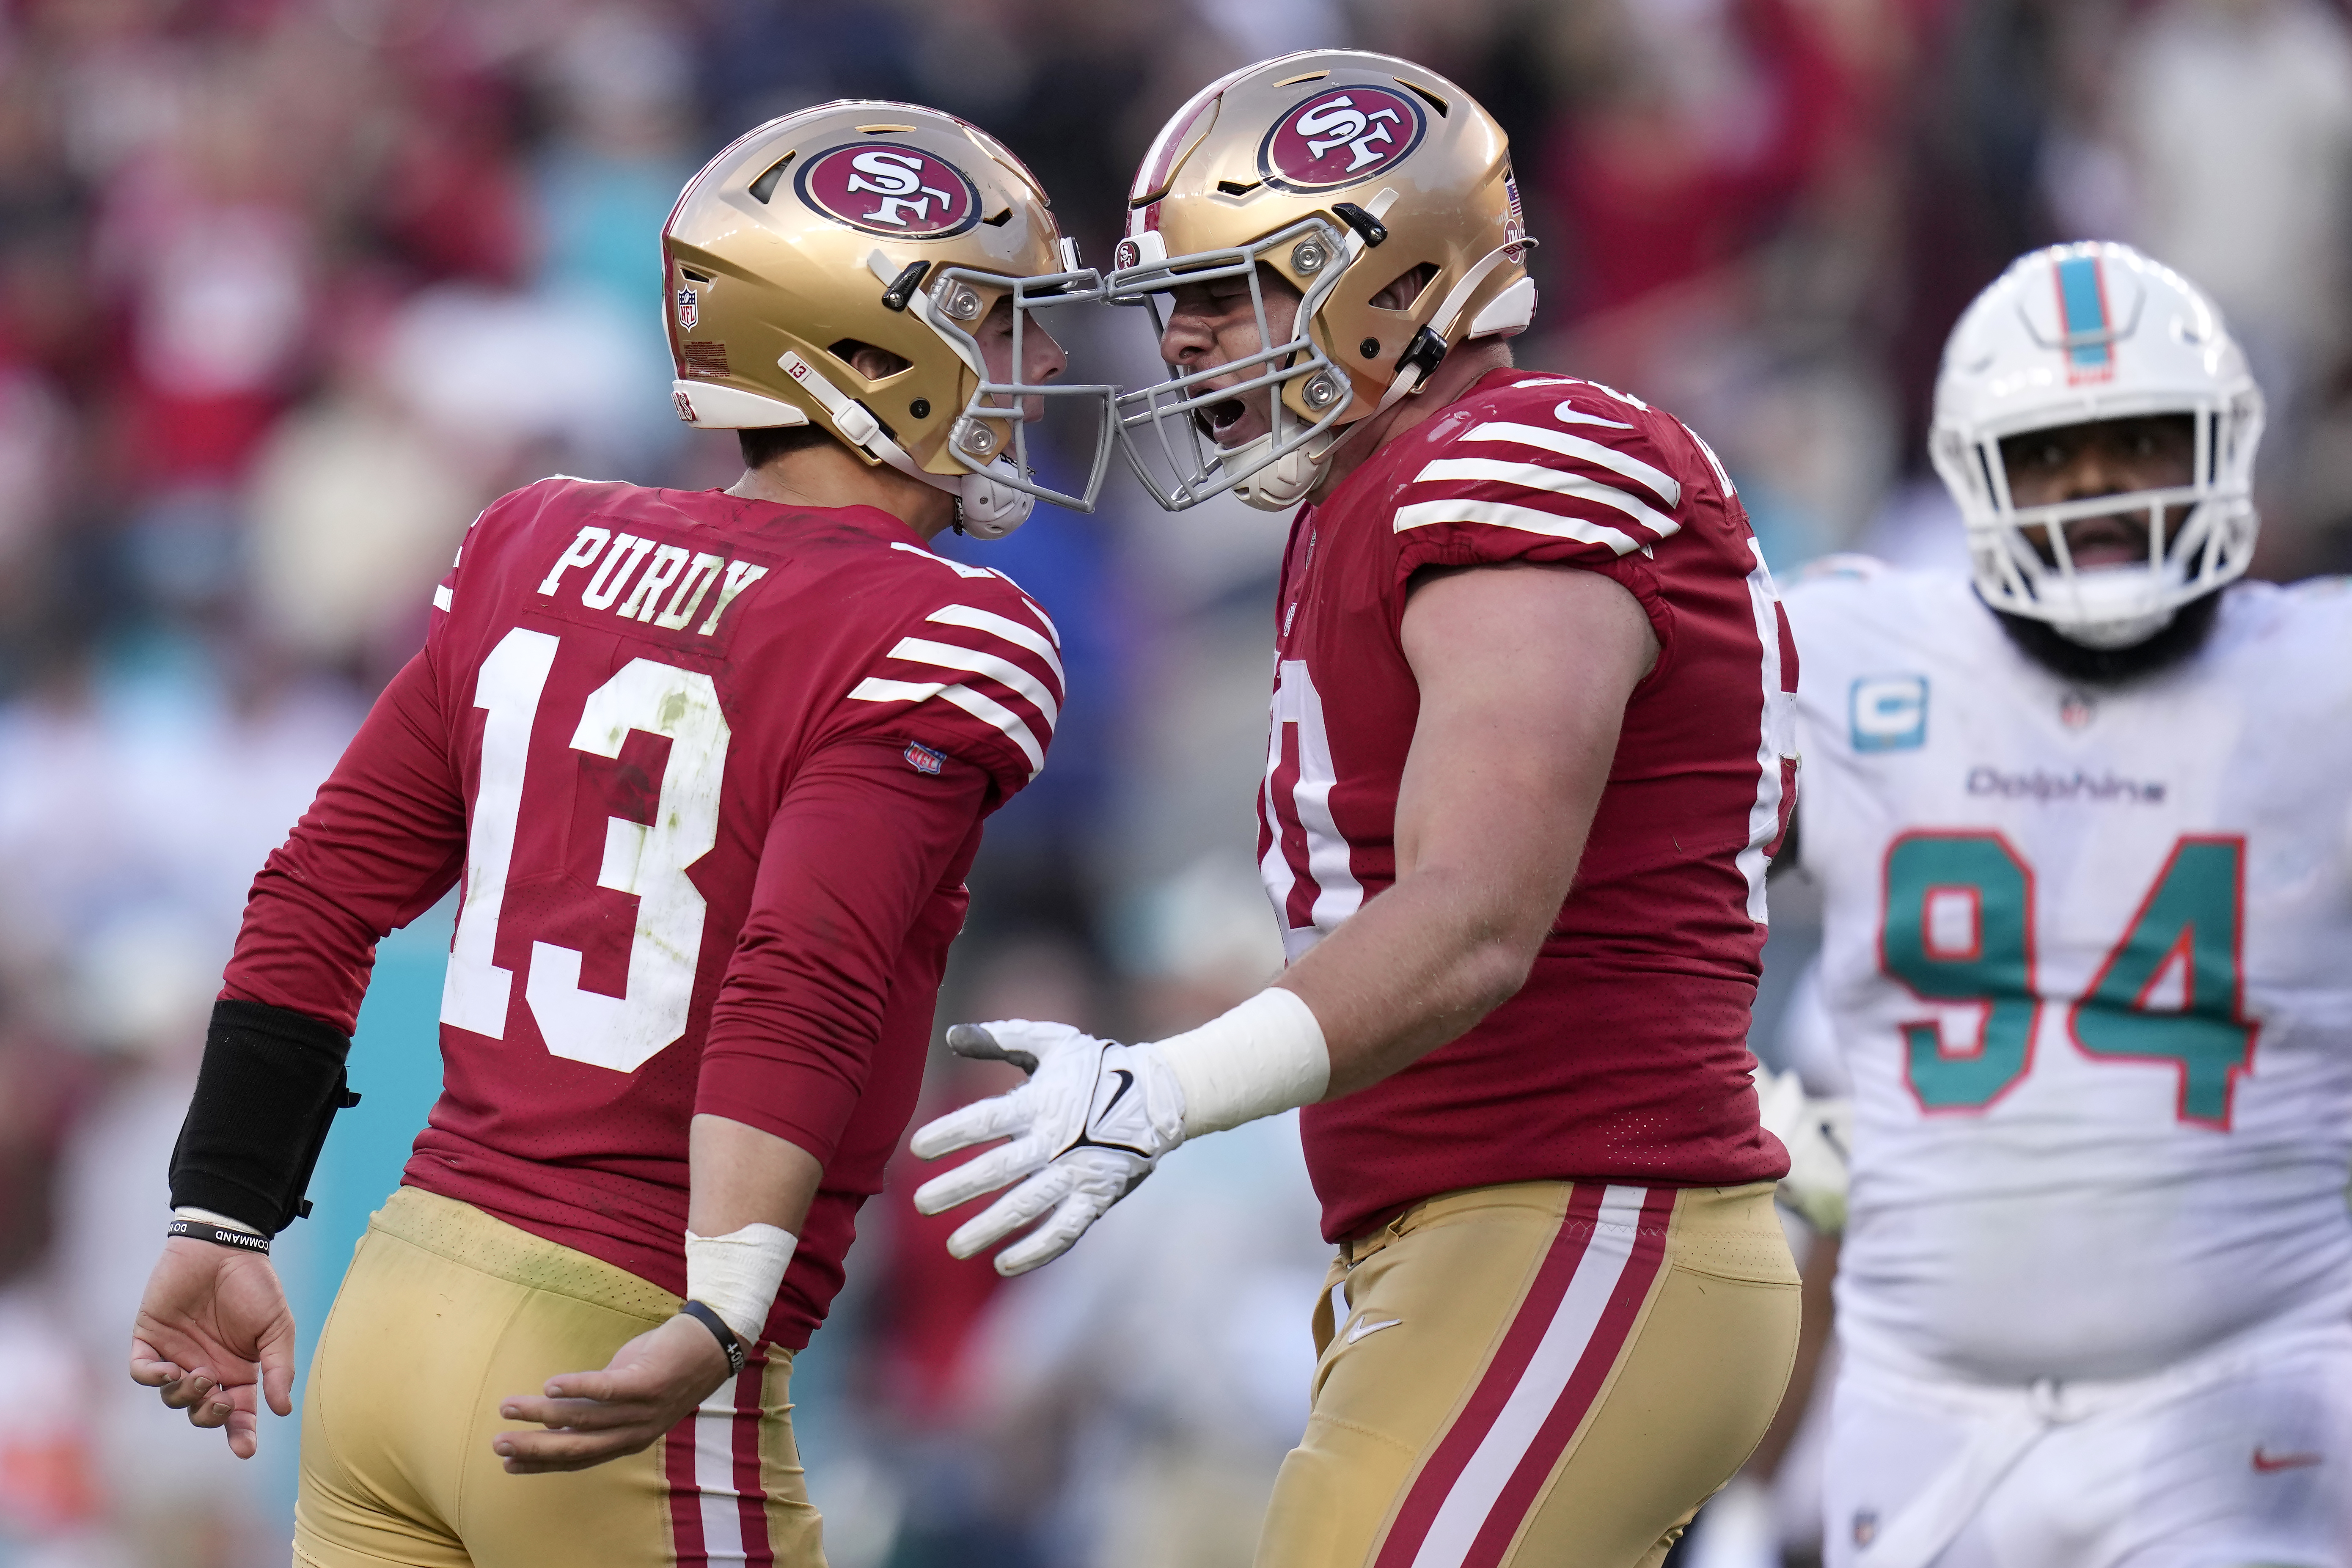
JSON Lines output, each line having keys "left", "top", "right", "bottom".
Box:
{"left": 1347, "top": 1317, "right": 1404, "bottom": 1344}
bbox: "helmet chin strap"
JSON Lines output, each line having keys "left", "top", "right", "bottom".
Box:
{"left": 778, "top": 350, "right": 1034, "bottom": 538}
{"left": 1368, "top": 242, "right": 1521, "bottom": 418}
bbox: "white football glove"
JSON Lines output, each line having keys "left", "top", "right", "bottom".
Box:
{"left": 1754, "top": 1065, "right": 1853, "bottom": 1235}
{"left": 910, "top": 1020, "right": 1188, "bottom": 1276}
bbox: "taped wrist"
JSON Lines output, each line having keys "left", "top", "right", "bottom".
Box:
{"left": 168, "top": 999, "right": 361, "bottom": 1235}
{"left": 1157, "top": 987, "right": 1330, "bottom": 1137}
{"left": 685, "top": 1223, "right": 798, "bottom": 1345}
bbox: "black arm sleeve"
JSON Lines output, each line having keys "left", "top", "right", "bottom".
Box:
{"left": 168, "top": 999, "right": 361, "bottom": 1235}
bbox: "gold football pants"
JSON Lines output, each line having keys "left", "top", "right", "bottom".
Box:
{"left": 1256, "top": 1180, "right": 1800, "bottom": 1568}
{"left": 293, "top": 1186, "right": 825, "bottom": 1568}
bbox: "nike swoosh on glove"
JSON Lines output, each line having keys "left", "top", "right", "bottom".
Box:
{"left": 909, "top": 1020, "right": 1189, "bottom": 1276}
{"left": 1754, "top": 1065, "right": 1853, "bottom": 1235}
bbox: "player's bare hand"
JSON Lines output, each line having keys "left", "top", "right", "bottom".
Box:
{"left": 128, "top": 1237, "right": 297, "bottom": 1460}
{"left": 494, "top": 1313, "right": 734, "bottom": 1474}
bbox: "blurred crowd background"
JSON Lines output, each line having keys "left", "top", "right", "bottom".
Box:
{"left": 2, "top": 0, "right": 2349, "bottom": 1564}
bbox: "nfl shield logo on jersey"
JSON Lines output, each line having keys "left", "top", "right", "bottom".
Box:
{"left": 1850, "top": 674, "right": 1928, "bottom": 752}
{"left": 903, "top": 741, "right": 945, "bottom": 776}
{"left": 675, "top": 283, "right": 698, "bottom": 330}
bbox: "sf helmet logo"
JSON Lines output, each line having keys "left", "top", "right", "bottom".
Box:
{"left": 1260, "top": 85, "right": 1426, "bottom": 191}
{"left": 796, "top": 144, "right": 980, "bottom": 238}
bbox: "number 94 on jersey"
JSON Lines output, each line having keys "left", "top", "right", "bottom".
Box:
{"left": 1879, "top": 829, "right": 2256, "bottom": 1128}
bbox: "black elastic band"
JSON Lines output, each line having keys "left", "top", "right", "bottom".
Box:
{"left": 168, "top": 1218, "right": 271, "bottom": 1256}
{"left": 678, "top": 1300, "right": 747, "bottom": 1375}
{"left": 1331, "top": 201, "right": 1389, "bottom": 248}
{"left": 879, "top": 259, "right": 932, "bottom": 312}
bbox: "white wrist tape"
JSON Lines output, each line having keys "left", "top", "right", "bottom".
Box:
{"left": 684, "top": 1223, "right": 798, "bottom": 1345}
{"left": 1156, "top": 987, "right": 1331, "bottom": 1137}
{"left": 174, "top": 1205, "right": 263, "bottom": 1237}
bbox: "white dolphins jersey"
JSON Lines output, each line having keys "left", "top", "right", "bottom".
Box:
{"left": 1785, "top": 559, "right": 2352, "bottom": 1385}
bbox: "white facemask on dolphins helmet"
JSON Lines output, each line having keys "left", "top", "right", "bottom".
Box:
{"left": 1930, "top": 241, "right": 2264, "bottom": 649}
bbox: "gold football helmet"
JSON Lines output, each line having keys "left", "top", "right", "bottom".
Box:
{"left": 1107, "top": 52, "right": 1535, "bottom": 511}
{"left": 663, "top": 101, "right": 1114, "bottom": 537}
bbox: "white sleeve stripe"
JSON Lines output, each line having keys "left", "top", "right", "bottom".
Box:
{"left": 1391, "top": 497, "right": 1642, "bottom": 555}
{"left": 846, "top": 677, "right": 1045, "bottom": 775}
{"left": 432, "top": 583, "right": 454, "bottom": 611}
{"left": 1684, "top": 423, "right": 1737, "bottom": 497}
{"left": 1449, "top": 422, "right": 1682, "bottom": 506}
{"left": 1018, "top": 595, "right": 1062, "bottom": 648}
{"left": 889, "top": 540, "right": 994, "bottom": 580}
{"left": 927, "top": 604, "right": 1067, "bottom": 686}
{"left": 884, "top": 636, "right": 1059, "bottom": 726}
{"left": 1408, "top": 459, "right": 1681, "bottom": 541}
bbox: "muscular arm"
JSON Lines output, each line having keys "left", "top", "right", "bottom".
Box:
{"left": 1279, "top": 562, "right": 1658, "bottom": 1097}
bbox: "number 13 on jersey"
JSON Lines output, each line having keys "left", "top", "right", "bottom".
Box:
{"left": 440, "top": 627, "right": 731, "bottom": 1073}
{"left": 1882, "top": 830, "right": 2258, "bottom": 1127}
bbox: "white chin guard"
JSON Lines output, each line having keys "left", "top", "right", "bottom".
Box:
{"left": 2046, "top": 566, "right": 2180, "bottom": 649}
{"left": 953, "top": 462, "right": 1036, "bottom": 539}
{"left": 1226, "top": 429, "right": 1337, "bottom": 513}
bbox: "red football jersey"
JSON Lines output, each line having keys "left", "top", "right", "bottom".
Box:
{"left": 1264, "top": 369, "right": 1796, "bottom": 1240}
{"left": 220, "top": 478, "right": 1064, "bottom": 1348}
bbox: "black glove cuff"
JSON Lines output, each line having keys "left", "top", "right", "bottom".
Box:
{"left": 678, "top": 1300, "right": 748, "bottom": 1376}
{"left": 168, "top": 999, "right": 360, "bottom": 1236}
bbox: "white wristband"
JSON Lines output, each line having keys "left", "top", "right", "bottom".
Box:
{"left": 684, "top": 1223, "right": 798, "bottom": 1345}
{"left": 1156, "top": 987, "right": 1331, "bottom": 1137}
{"left": 174, "top": 1205, "right": 263, "bottom": 1237}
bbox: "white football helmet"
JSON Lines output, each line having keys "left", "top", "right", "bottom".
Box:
{"left": 1931, "top": 241, "right": 2264, "bottom": 649}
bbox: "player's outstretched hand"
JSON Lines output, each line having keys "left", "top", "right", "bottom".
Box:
{"left": 495, "top": 1313, "right": 733, "bottom": 1474}
{"left": 908, "top": 1019, "right": 1188, "bottom": 1276}
{"left": 128, "top": 1237, "right": 297, "bottom": 1460}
